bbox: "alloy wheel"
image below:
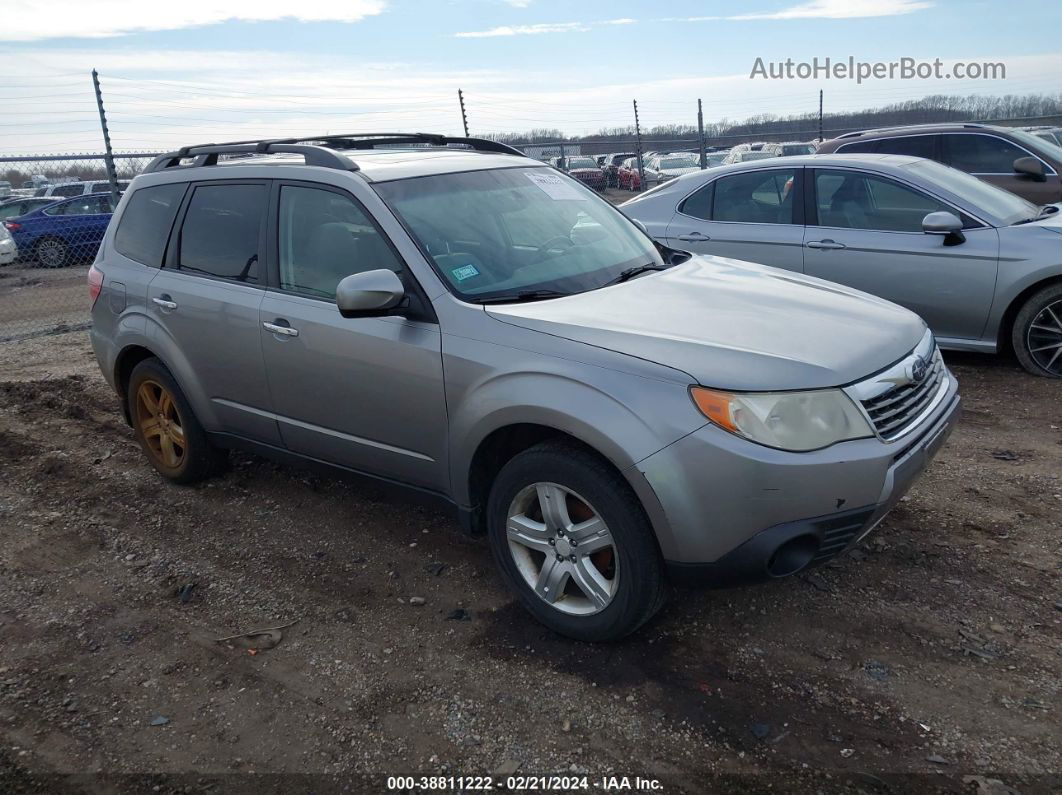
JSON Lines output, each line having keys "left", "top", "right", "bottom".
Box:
{"left": 506, "top": 482, "right": 618, "bottom": 615}
{"left": 1027, "top": 299, "right": 1062, "bottom": 375}
{"left": 36, "top": 238, "right": 67, "bottom": 268}
{"left": 134, "top": 379, "right": 187, "bottom": 472}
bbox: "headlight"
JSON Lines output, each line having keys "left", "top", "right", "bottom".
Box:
{"left": 690, "top": 386, "right": 873, "bottom": 452}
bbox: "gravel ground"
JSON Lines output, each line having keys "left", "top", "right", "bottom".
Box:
{"left": 0, "top": 332, "right": 1058, "bottom": 794}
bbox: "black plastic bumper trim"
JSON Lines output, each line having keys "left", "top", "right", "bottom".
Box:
{"left": 664, "top": 504, "right": 877, "bottom": 589}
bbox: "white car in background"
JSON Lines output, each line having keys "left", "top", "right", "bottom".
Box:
{"left": 722, "top": 150, "right": 775, "bottom": 165}
{"left": 0, "top": 223, "right": 17, "bottom": 265}
{"left": 33, "top": 179, "right": 130, "bottom": 198}
{"left": 644, "top": 153, "right": 702, "bottom": 185}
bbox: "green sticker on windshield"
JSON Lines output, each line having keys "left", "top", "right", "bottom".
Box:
{"left": 451, "top": 263, "right": 480, "bottom": 282}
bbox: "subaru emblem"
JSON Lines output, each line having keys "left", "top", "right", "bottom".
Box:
{"left": 909, "top": 356, "right": 928, "bottom": 383}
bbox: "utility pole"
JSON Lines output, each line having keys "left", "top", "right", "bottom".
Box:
{"left": 697, "top": 98, "right": 707, "bottom": 169}
{"left": 818, "top": 89, "right": 824, "bottom": 143}
{"left": 92, "top": 69, "right": 120, "bottom": 207}
{"left": 633, "top": 99, "right": 645, "bottom": 192}
{"left": 458, "top": 89, "right": 470, "bottom": 137}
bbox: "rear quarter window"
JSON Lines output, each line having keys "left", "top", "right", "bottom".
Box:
{"left": 114, "top": 183, "right": 187, "bottom": 267}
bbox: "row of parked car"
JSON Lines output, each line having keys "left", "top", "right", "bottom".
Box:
{"left": 0, "top": 189, "right": 118, "bottom": 268}
{"left": 548, "top": 140, "right": 822, "bottom": 192}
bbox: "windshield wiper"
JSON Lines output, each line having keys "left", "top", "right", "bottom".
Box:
{"left": 470, "top": 289, "right": 572, "bottom": 305}
{"left": 1014, "top": 205, "right": 1059, "bottom": 225}
{"left": 603, "top": 263, "right": 668, "bottom": 286}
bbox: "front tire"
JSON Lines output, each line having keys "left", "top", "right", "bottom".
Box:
{"left": 1012, "top": 284, "right": 1062, "bottom": 377}
{"left": 127, "top": 358, "right": 228, "bottom": 483}
{"left": 486, "top": 441, "right": 665, "bottom": 641}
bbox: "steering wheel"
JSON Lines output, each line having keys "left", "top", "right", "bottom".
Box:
{"left": 540, "top": 235, "right": 575, "bottom": 254}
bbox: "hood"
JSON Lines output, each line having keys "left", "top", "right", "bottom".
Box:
{"left": 657, "top": 166, "right": 701, "bottom": 176}
{"left": 485, "top": 256, "right": 927, "bottom": 391}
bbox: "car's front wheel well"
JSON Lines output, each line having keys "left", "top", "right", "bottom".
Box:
{"left": 114, "top": 345, "right": 158, "bottom": 423}
{"left": 465, "top": 424, "right": 621, "bottom": 536}
{"left": 999, "top": 275, "right": 1062, "bottom": 354}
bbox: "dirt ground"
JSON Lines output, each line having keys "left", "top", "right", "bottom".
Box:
{"left": 0, "top": 263, "right": 89, "bottom": 342}
{"left": 0, "top": 332, "right": 1058, "bottom": 794}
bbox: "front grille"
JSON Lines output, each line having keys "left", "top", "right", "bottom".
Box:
{"left": 859, "top": 352, "right": 945, "bottom": 440}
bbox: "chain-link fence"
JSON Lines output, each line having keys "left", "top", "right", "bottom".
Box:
{"left": 0, "top": 152, "right": 159, "bottom": 341}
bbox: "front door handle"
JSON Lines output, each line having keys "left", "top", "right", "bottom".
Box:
{"left": 152, "top": 296, "right": 177, "bottom": 310}
{"left": 806, "top": 239, "right": 846, "bottom": 250}
{"left": 263, "top": 320, "right": 299, "bottom": 338}
{"left": 677, "top": 231, "right": 711, "bottom": 242}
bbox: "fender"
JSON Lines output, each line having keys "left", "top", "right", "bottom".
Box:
{"left": 987, "top": 262, "right": 1062, "bottom": 344}
{"left": 448, "top": 367, "right": 705, "bottom": 555}
{"left": 114, "top": 312, "right": 221, "bottom": 431}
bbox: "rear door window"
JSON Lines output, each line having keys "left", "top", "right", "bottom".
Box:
{"left": 944, "top": 134, "right": 1030, "bottom": 174}
{"left": 52, "top": 184, "right": 83, "bottom": 198}
{"left": 114, "top": 183, "right": 186, "bottom": 267}
{"left": 177, "top": 183, "right": 267, "bottom": 283}
{"left": 869, "top": 135, "right": 938, "bottom": 160}
{"left": 679, "top": 182, "right": 715, "bottom": 220}
{"left": 712, "top": 169, "right": 797, "bottom": 224}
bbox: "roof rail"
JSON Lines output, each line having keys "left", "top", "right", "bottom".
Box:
{"left": 833, "top": 121, "right": 989, "bottom": 140}
{"left": 144, "top": 133, "right": 526, "bottom": 174}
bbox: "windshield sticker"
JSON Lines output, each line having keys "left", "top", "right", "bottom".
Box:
{"left": 451, "top": 263, "right": 480, "bottom": 282}
{"left": 525, "top": 172, "right": 585, "bottom": 200}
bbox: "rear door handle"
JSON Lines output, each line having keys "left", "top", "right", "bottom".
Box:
{"left": 263, "top": 320, "right": 299, "bottom": 338}
{"left": 806, "top": 239, "right": 846, "bottom": 250}
{"left": 152, "top": 296, "right": 177, "bottom": 310}
{"left": 677, "top": 231, "right": 711, "bottom": 242}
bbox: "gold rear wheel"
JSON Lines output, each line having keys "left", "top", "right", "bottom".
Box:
{"left": 134, "top": 379, "right": 187, "bottom": 474}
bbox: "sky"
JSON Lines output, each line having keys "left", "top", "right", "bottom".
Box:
{"left": 2, "top": 0, "right": 1061, "bottom": 154}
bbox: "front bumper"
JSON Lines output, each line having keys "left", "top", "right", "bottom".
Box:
{"left": 635, "top": 370, "right": 960, "bottom": 586}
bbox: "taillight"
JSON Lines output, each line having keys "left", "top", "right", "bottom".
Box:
{"left": 88, "top": 264, "right": 103, "bottom": 306}
{"left": 4, "top": 221, "right": 19, "bottom": 231}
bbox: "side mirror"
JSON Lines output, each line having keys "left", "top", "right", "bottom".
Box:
{"left": 335, "top": 269, "right": 405, "bottom": 318}
{"left": 630, "top": 218, "right": 650, "bottom": 236}
{"left": 1013, "top": 156, "right": 1047, "bottom": 182}
{"left": 923, "top": 211, "right": 965, "bottom": 245}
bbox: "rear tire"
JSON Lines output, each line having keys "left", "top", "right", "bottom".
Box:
{"left": 486, "top": 441, "right": 666, "bottom": 642}
{"left": 1012, "top": 284, "right": 1062, "bottom": 377}
{"left": 127, "top": 358, "right": 228, "bottom": 484}
{"left": 34, "top": 237, "right": 68, "bottom": 268}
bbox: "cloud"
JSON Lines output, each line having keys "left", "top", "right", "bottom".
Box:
{"left": 454, "top": 22, "right": 589, "bottom": 38}
{"left": 454, "top": 18, "right": 636, "bottom": 37}
{"left": 0, "top": 0, "right": 387, "bottom": 42}
{"left": 503, "top": 0, "right": 534, "bottom": 6}
{"left": 0, "top": 46, "right": 1053, "bottom": 155}
{"left": 729, "top": 0, "right": 932, "bottom": 21}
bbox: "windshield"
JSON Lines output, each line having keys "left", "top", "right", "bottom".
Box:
{"left": 658, "top": 156, "right": 698, "bottom": 169}
{"left": 566, "top": 157, "right": 597, "bottom": 169}
{"left": 782, "top": 144, "right": 816, "bottom": 155}
{"left": 1008, "top": 128, "right": 1062, "bottom": 161}
{"left": 375, "top": 167, "right": 663, "bottom": 301}
{"left": 903, "top": 159, "right": 1037, "bottom": 225}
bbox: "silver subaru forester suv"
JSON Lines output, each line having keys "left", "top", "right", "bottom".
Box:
{"left": 89, "top": 134, "right": 960, "bottom": 641}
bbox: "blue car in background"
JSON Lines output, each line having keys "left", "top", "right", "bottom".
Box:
{"left": 3, "top": 192, "right": 115, "bottom": 268}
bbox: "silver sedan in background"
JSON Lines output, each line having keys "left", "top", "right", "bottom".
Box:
{"left": 622, "top": 153, "right": 1062, "bottom": 377}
